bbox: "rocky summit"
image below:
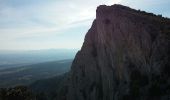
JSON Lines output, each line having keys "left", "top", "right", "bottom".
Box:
{"left": 64, "top": 4, "right": 170, "bottom": 100}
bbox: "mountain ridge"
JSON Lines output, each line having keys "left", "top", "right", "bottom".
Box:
{"left": 66, "top": 4, "right": 170, "bottom": 100}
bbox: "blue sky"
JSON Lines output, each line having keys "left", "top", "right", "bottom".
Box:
{"left": 0, "top": 0, "right": 170, "bottom": 50}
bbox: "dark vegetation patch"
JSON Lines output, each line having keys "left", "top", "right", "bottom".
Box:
{"left": 97, "top": 77, "right": 103, "bottom": 100}
{"left": 129, "top": 69, "right": 149, "bottom": 98}
{"left": 147, "top": 74, "right": 169, "bottom": 100}
{"left": 104, "top": 19, "right": 111, "bottom": 24}
{"left": 80, "top": 89, "right": 87, "bottom": 100}
{"left": 0, "top": 86, "right": 35, "bottom": 100}
{"left": 162, "top": 63, "right": 170, "bottom": 78}
{"left": 91, "top": 45, "right": 98, "bottom": 57}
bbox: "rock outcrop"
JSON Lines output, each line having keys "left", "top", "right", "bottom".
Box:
{"left": 66, "top": 5, "right": 170, "bottom": 100}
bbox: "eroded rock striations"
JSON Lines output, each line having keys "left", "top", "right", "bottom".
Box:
{"left": 66, "top": 5, "right": 170, "bottom": 100}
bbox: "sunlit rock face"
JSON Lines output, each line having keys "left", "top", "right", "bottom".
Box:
{"left": 66, "top": 4, "right": 170, "bottom": 100}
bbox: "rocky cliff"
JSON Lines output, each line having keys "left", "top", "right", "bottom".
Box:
{"left": 66, "top": 4, "right": 170, "bottom": 100}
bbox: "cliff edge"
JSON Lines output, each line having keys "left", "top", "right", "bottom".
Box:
{"left": 66, "top": 4, "right": 170, "bottom": 100}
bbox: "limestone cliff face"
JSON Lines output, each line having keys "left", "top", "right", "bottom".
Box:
{"left": 66, "top": 5, "right": 170, "bottom": 100}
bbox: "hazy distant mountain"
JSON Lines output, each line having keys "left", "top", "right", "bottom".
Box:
{"left": 0, "top": 49, "right": 77, "bottom": 69}
{"left": 0, "top": 59, "right": 72, "bottom": 88}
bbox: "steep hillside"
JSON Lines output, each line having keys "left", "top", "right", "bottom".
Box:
{"left": 66, "top": 4, "right": 170, "bottom": 100}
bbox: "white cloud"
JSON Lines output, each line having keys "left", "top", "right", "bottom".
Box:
{"left": 1, "top": 0, "right": 169, "bottom": 50}
{"left": 0, "top": 0, "right": 121, "bottom": 50}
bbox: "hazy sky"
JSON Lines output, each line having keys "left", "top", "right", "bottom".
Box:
{"left": 0, "top": 0, "right": 170, "bottom": 50}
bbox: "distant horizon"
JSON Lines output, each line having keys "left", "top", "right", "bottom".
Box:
{"left": 0, "top": 48, "right": 80, "bottom": 52}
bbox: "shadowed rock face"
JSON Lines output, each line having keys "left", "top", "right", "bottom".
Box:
{"left": 66, "top": 5, "right": 170, "bottom": 100}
